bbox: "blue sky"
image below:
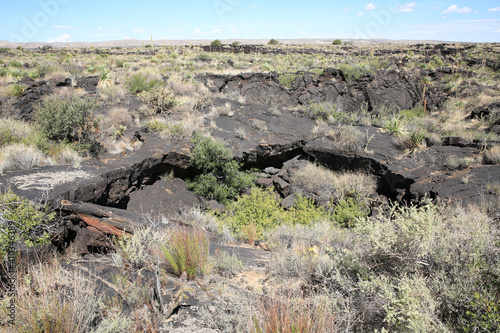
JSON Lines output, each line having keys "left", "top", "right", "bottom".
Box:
{"left": 0, "top": 0, "right": 499, "bottom": 43}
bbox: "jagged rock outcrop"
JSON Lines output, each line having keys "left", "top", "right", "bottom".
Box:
{"left": 201, "top": 69, "right": 438, "bottom": 113}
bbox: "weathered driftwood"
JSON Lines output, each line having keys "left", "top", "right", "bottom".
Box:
{"left": 59, "top": 200, "right": 137, "bottom": 237}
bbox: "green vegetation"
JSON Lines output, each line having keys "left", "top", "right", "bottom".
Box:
{"left": 125, "top": 73, "right": 162, "bottom": 94}
{"left": 332, "top": 39, "right": 342, "bottom": 45}
{"left": 210, "top": 39, "right": 222, "bottom": 47}
{"left": 187, "top": 133, "right": 255, "bottom": 204}
{"left": 268, "top": 39, "right": 279, "bottom": 46}
{"left": 35, "top": 96, "right": 98, "bottom": 154}
{"left": 278, "top": 73, "right": 298, "bottom": 88}
{"left": 338, "top": 63, "right": 373, "bottom": 81}
{"left": 161, "top": 227, "right": 209, "bottom": 280}
{"left": 138, "top": 87, "right": 179, "bottom": 114}
{"left": 0, "top": 190, "right": 55, "bottom": 257}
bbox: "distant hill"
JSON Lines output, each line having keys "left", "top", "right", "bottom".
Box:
{"left": 0, "top": 38, "right": 453, "bottom": 49}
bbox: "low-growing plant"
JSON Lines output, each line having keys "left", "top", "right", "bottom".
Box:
{"left": 161, "top": 226, "right": 209, "bottom": 280}
{"left": 0, "top": 189, "right": 56, "bottom": 256}
{"left": 339, "top": 63, "right": 372, "bottom": 82}
{"left": 278, "top": 73, "right": 298, "bottom": 88}
{"left": 482, "top": 145, "right": 500, "bottom": 165}
{"left": 268, "top": 39, "right": 280, "bottom": 46}
{"left": 126, "top": 73, "right": 162, "bottom": 94}
{"left": 138, "top": 87, "right": 180, "bottom": 114}
{"left": 332, "top": 197, "right": 369, "bottom": 228}
{"left": 253, "top": 292, "right": 337, "bottom": 333}
{"left": 7, "top": 83, "right": 26, "bottom": 97}
{"left": 212, "top": 249, "right": 244, "bottom": 277}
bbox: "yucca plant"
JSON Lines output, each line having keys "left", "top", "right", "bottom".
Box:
{"left": 161, "top": 227, "right": 209, "bottom": 280}
{"left": 408, "top": 129, "right": 426, "bottom": 150}
{"left": 383, "top": 117, "right": 406, "bottom": 136}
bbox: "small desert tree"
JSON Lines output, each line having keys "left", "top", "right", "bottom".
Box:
{"left": 332, "top": 39, "right": 342, "bottom": 45}
{"left": 268, "top": 39, "right": 279, "bottom": 46}
{"left": 210, "top": 39, "right": 222, "bottom": 47}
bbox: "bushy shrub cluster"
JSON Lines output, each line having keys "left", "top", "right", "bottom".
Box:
{"left": 0, "top": 190, "right": 55, "bottom": 257}
{"left": 187, "top": 133, "right": 255, "bottom": 204}
{"left": 126, "top": 73, "right": 162, "bottom": 94}
{"left": 35, "top": 95, "right": 99, "bottom": 154}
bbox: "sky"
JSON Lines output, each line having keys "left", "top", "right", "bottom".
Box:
{"left": 0, "top": 0, "right": 499, "bottom": 43}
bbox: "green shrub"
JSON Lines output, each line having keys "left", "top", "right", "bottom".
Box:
{"left": 125, "top": 73, "right": 162, "bottom": 94}
{"left": 268, "top": 39, "right": 279, "bottom": 46}
{"left": 0, "top": 190, "right": 56, "bottom": 257}
{"left": 332, "top": 197, "right": 369, "bottom": 228}
{"left": 278, "top": 73, "right": 298, "bottom": 88}
{"left": 35, "top": 96, "right": 98, "bottom": 147}
{"left": 0, "top": 47, "right": 9, "bottom": 54}
{"left": 338, "top": 63, "right": 372, "bottom": 82}
{"left": 332, "top": 39, "right": 342, "bottom": 45}
{"left": 187, "top": 133, "right": 255, "bottom": 204}
{"left": 210, "top": 39, "right": 222, "bottom": 47}
{"left": 161, "top": 227, "right": 209, "bottom": 280}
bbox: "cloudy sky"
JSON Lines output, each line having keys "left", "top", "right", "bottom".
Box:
{"left": 0, "top": 0, "right": 499, "bottom": 43}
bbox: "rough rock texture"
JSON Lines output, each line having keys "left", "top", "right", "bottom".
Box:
{"left": 12, "top": 77, "right": 52, "bottom": 120}
{"left": 201, "top": 69, "right": 439, "bottom": 113}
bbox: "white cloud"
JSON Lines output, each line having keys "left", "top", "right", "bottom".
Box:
{"left": 495, "top": 29, "right": 500, "bottom": 33}
{"left": 193, "top": 28, "right": 201, "bottom": 34}
{"left": 52, "top": 25, "right": 75, "bottom": 30}
{"left": 110, "top": 28, "right": 120, "bottom": 32}
{"left": 442, "top": 5, "right": 472, "bottom": 14}
{"left": 489, "top": 7, "right": 500, "bottom": 12}
{"left": 249, "top": 28, "right": 256, "bottom": 31}
{"left": 96, "top": 27, "right": 104, "bottom": 32}
{"left": 344, "top": 7, "right": 350, "bottom": 11}
{"left": 358, "top": 12, "right": 364, "bottom": 16}
{"left": 123, "top": 37, "right": 130, "bottom": 40}
{"left": 211, "top": 28, "right": 223, "bottom": 34}
{"left": 365, "top": 3, "right": 376, "bottom": 10}
{"left": 229, "top": 28, "right": 239, "bottom": 33}
{"left": 132, "top": 28, "right": 150, "bottom": 33}
{"left": 298, "top": 31, "right": 305, "bottom": 34}
{"left": 431, "top": 6, "right": 438, "bottom": 10}
{"left": 397, "top": 2, "right": 417, "bottom": 12}
{"left": 250, "top": 4, "right": 257, "bottom": 8}
{"left": 47, "top": 34, "right": 71, "bottom": 43}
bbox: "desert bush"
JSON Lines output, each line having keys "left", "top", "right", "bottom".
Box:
{"left": 187, "top": 133, "right": 255, "bottom": 203}
{"left": 211, "top": 249, "right": 244, "bottom": 277}
{"left": 161, "top": 226, "right": 209, "bottom": 280}
{"left": 34, "top": 95, "right": 98, "bottom": 146}
{"left": 268, "top": 39, "right": 280, "bottom": 46}
{"left": 138, "top": 87, "right": 179, "bottom": 114}
{"left": 278, "top": 73, "right": 298, "bottom": 88}
{"left": 0, "top": 143, "right": 51, "bottom": 173}
{"left": 222, "top": 187, "right": 331, "bottom": 241}
{"left": 339, "top": 63, "right": 372, "bottom": 82}
{"left": 7, "top": 83, "right": 25, "bottom": 97}
{"left": 126, "top": 73, "right": 162, "bottom": 94}
{"left": 332, "top": 197, "right": 369, "bottom": 228}
{"left": 332, "top": 39, "right": 342, "bottom": 45}
{"left": 383, "top": 117, "right": 407, "bottom": 136}
{"left": 0, "top": 189, "right": 56, "bottom": 256}
{"left": 291, "top": 162, "right": 377, "bottom": 204}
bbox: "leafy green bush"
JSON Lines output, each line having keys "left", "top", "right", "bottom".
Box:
{"left": 332, "top": 39, "right": 342, "bottom": 45}
{"left": 268, "top": 39, "right": 279, "bottom": 46}
{"left": 125, "top": 73, "right": 162, "bottom": 94}
{"left": 35, "top": 96, "right": 98, "bottom": 153}
{"left": 0, "top": 190, "right": 55, "bottom": 257}
{"left": 161, "top": 227, "right": 209, "bottom": 280}
{"left": 187, "top": 133, "right": 255, "bottom": 204}
{"left": 222, "top": 188, "right": 331, "bottom": 241}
